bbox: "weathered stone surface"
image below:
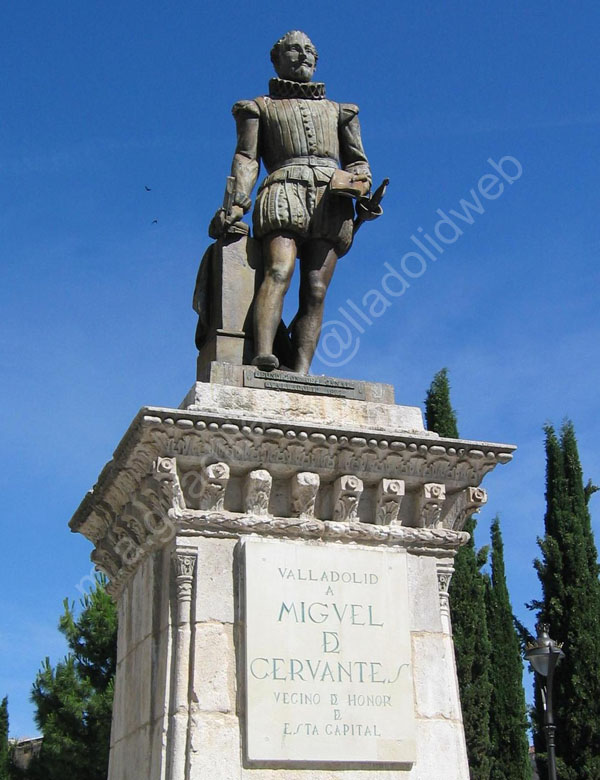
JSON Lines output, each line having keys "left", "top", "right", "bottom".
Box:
{"left": 187, "top": 711, "right": 241, "bottom": 780}
{"left": 110, "top": 657, "right": 125, "bottom": 747}
{"left": 406, "top": 555, "right": 443, "bottom": 634}
{"left": 411, "top": 719, "right": 469, "bottom": 779}
{"left": 181, "top": 380, "right": 426, "bottom": 433}
{"left": 150, "top": 625, "right": 171, "bottom": 725}
{"left": 412, "top": 634, "right": 462, "bottom": 720}
{"left": 129, "top": 555, "right": 153, "bottom": 648}
{"left": 195, "top": 537, "right": 236, "bottom": 624}
{"left": 123, "top": 636, "right": 152, "bottom": 737}
{"left": 192, "top": 623, "right": 236, "bottom": 713}
{"left": 243, "top": 469, "right": 272, "bottom": 516}
{"left": 129, "top": 724, "right": 152, "bottom": 779}
{"left": 198, "top": 361, "right": 396, "bottom": 403}
{"left": 148, "top": 718, "right": 169, "bottom": 780}
{"left": 291, "top": 471, "right": 320, "bottom": 518}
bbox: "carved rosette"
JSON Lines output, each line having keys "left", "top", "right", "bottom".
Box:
{"left": 155, "top": 456, "right": 177, "bottom": 477}
{"left": 244, "top": 469, "right": 272, "bottom": 516}
{"left": 375, "top": 479, "right": 405, "bottom": 525}
{"left": 172, "top": 550, "right": 197, "bottom": 604}
{"left": 291, "top": 472, "right": 320, "bottom": 518}
{"left": 417, "top": 483, "right": 447, "bottom": 528}
{"left": 332, "top": 475, "right": 364, "bottom": 522}
{"left": 198, "top": 462, "right": 230, "bottom": 510}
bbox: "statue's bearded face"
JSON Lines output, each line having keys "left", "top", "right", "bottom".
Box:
{"left": 274, "top": 33, "right": 317, "bottom": 83}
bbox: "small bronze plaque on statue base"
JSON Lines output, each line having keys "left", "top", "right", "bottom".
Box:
{"left": 243, "top": 367, "right": 368, "bottom": 400}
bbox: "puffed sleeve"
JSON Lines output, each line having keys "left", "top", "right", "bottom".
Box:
{"left": 232, "top": 99, "right": 260, "bottom": 119}
{"left": 339, "top": 102, "right": 371, "bottom": 186}
{"left": 339, "top": 103, "right": 360, "bottom": 124}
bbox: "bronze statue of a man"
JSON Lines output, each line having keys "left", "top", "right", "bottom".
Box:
{"left": 210, "top": 30, "right": 381, "bottom": 374}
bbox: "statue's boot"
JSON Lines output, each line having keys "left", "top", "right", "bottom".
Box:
{"left": 251, "top": 354, "right": 279, "bottom": 371}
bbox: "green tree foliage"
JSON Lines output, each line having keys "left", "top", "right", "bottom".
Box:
{"left": 424, "top": 367, "right": 459, "bottom": 439}
{"left": 451, "top": 516, "right": 493, "bottom": 780}
{"left": 0, "top": 698, "right": 22, "bottom": 780}
{"left": 532, "top": 422, "right": 600, "bottom": 779}
{"left": 0, "top": 697, "right": 10, "bottom": 780}
{"left": 485, "top": 518, "right": 531, "bottom": 780}
{"left": 28, "top": 576, "right": 117, "bottom": 780}
{"left": 425, "top": 368, "right": 491, "bottom": 779}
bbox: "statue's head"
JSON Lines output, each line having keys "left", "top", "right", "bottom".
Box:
{"left": 270, "top": 31, "right": 318, "bottom": 83}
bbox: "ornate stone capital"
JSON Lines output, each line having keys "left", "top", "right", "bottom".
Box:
{"left": 154, "top": 456, "right": 187, "bottom": 514}
{"left": 375, "top": 479, "right": 405, "bottom": 525}
{"left": 198, "top": 462, "right": 230, "bottom": 511}
{"left": 172, "top": 550, "right": 197, "bottom": 604}
{"left": 448, "top": 486, "right": 487, "bottom": 531}
{"left": 291, "top": 472, "right": 320, "bottom": 519}
{"left": 436, "top": 561, "right": 454, "bottom": 634}
{"left": 332, "top": 475, "right": 363, "bottom": 522}
{"left": 244, "top": 470, "right": 272, "bottom": 516}
{"left": 417, "top": 483, "right": 446, "bottom": 528}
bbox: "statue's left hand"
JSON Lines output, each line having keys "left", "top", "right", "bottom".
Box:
{"left": 208, "top": 206, "right": 247, "bottom": 239}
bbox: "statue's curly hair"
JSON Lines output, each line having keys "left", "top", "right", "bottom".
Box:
{"left": 270, "top": 31, "right": 318, "bottom": 68}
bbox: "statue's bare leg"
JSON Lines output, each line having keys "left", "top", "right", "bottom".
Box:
{"left": 291, "top": 239, "right": 339, "bottom": 375}
{"left": 253, "top": 232, "right": 298, "bottom": 369}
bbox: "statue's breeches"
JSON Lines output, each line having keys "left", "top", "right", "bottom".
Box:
{"left": 252, "top": 165, "right": 354, "bottom": 255}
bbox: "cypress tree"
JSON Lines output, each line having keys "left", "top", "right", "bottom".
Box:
{"left": 425, "top": 368, "right": 491, "bottom": 779}
{"left": 533, "top": 422, "right": 600, "bottom": 779}
{"left": 28, "top": 576, "right": 117, "bottom": 780}
{"left": 424, "top": 367, "right": 459, "bottom": 439}
{"left": 485, "top": 517, "right": 531, "bottom": 780}
{"left": 0, "top": 697, "right": 9, "bottom": 780}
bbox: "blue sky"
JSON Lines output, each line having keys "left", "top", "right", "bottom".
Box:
{"left": 2, "top": 0, "right": 599, "bottom": 736}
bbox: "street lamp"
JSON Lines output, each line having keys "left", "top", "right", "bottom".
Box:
{"left": 525, "top": 624, "right": 565, "bottom": 780}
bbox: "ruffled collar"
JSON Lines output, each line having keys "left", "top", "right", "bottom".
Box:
{"left": 268, "top": 78, "right": 326, "bottom": 99}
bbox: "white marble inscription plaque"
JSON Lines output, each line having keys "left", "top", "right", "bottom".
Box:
{"left": 243, "top": 538, "right": 416, "bottom": 764}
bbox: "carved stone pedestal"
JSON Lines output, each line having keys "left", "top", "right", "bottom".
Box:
{"left": 70, "top": 371, "right": 514, "bottom": 779}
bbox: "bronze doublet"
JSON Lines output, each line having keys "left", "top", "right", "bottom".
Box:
{"left": 232, "top": 79, "right": 371, "bottom": 255}
{"left": 257, "top": 97, "right": 341, "bottom": 173}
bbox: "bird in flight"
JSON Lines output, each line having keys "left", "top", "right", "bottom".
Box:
{"left": 151, "top": 219, "right": 158, "bottom": 224}
{"left": 145, "top": 185, "right": 152, "bottom": 192}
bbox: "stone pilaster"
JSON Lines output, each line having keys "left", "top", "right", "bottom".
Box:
{"left": 168, "top": 549, "right": 196, "bottom": 780}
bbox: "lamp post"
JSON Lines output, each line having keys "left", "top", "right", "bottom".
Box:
{"left": 525, "top": 624, "right": 565, "bottom": 780}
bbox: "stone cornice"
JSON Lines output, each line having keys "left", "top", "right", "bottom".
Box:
{"left": 70, "top": 405, "right": 514, "bottom": 537}
{"left": 70, "top": 404, "right": 515, "bottom": 598}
